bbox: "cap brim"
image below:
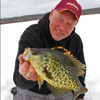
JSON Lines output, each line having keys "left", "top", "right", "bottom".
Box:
{"left": 57, "top": 8, "right": 78, "bottom": 23}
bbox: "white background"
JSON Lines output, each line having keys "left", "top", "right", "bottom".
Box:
{"left": 1, "top": 14, "right": 100, "bottom": 100}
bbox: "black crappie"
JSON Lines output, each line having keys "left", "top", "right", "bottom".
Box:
{"left": 23, "top": 47, "right": 88, "bottom": 100}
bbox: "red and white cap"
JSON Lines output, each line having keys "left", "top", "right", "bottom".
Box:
{"left": 55, "top": 0, "right": 82, "bottom": 23}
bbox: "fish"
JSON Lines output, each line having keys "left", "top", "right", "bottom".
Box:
{"left": 22, "top": 47, "right": 88, "bottom": 100}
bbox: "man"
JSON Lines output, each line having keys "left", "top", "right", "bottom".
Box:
{"left": 13, "top": 0, "right": 86, "bottom": 100}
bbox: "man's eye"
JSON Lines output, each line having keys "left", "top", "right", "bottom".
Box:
{"left": 67, "top": 23, "right": 72, "bottom": 27}
{"left": 58, "top": 19, "right": 62, "bottom": 22}
{"left": 68, "top": 23, "right": 71, "bottom": 26}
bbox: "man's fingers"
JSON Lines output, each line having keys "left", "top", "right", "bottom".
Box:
{"left": 26, "top": 65, "right": 36, "bottom": 77}
{"left": 25, "top": 65, "right": 38, "bottom": 81}
{"left": 19, "top": 62, "right": 30, "bottom": 75}
{"left": 32, "top": 74, "right": 38, "bottom": 81}
{"left": 18, "top": 54, "right": 38, "bottom": 81}
{"left": 18, "top": 54, "right": 24, "bottom": 63}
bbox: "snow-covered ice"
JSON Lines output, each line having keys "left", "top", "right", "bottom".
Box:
{"left": 1, "top": 14, "right": 100, "bottom": 100}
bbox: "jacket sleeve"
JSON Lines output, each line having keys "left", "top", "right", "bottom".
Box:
{"left": 76, "top": 39, "right": 87, "bottom": 99}
{"left": 13, "top": 25, "right": 43, "bottom": 89}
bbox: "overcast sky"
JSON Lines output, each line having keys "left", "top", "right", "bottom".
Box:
{"left": 1, "top": 0, "right": 100, "bottom": 18}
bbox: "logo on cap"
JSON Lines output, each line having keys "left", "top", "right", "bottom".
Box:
{"left": 66, "top": 2, "right": 79, "bottom": 12}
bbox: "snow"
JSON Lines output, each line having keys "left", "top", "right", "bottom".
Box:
{"left": 1, "top": 20, "right": 39, "bottom": 100}
{"left": 1, "top": 14, "right": 100, "bottom": 100}
{"left": 76, "top": 14, "right": 100, "bottom": 100}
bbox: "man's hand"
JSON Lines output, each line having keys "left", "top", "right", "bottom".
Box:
{"left": 18, "top": 54, "right": 38, "bottom": 81}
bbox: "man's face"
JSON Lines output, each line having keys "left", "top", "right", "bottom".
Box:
{"left": 49, "top": 10, "right": 77, "bottom": 41}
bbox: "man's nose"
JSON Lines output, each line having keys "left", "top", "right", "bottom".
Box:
{"left": 59, "top": 23, "right": 66, "bottom": 31}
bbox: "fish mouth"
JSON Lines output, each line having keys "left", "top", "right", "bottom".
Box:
{"left": 22, "top": 57, "right": 25, "bottom": 61}
{"left": 22, "top": 48, "right": 32, "bottom": 61}
{"left": 22, "top": 56, "right": 30, "bottom": 61}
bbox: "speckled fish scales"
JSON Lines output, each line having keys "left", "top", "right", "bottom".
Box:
{"left": 23, "top": 48, "right": 88, "bottom": 100}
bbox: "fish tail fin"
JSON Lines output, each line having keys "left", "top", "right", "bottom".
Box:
{"left": 73, "top": 87, "right": 88, "bottom": 100}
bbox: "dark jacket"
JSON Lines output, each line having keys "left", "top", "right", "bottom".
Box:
{"left": 13, "top": 12, "right": 86, "bottom": 99}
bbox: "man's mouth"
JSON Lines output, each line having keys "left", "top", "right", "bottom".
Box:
{"left": 56, "top": 29, "right": 63, "bottom": 35}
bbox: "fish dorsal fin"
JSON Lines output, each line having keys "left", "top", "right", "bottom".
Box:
{"left": 46, "top": 82, "right": 71, "bottom": 97}
{"left": 64, "top": 53, "right": 86, "bottom": 76}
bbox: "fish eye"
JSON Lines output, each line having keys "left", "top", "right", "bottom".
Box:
{"left": 33, "top": 50, "right": 38, "bottom": 55}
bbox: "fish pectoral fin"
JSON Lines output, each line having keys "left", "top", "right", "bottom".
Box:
{"left": 46, "top": 82, "right": 71, "bottom": 97}
{"left": 43, "top": 67, "right": 52, "bottom": 79}
{"left": 38, "top": 76, "right": 44, "bottom": 89}
{"left": 73, "top": 87, "right": 88, "bottom": 100}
